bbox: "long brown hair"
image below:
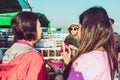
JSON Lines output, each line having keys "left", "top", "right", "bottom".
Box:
{"left": 63, "top": 6, "right": 118, "bottom": 80}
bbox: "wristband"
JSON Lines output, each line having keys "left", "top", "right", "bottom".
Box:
{"left": 55, "top": 70, "right": 62, "bottom": 76}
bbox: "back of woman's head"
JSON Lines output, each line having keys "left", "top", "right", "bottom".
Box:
{"left": 77, "top": 6, "right": 117, "bottom": 79}
{"left": 79, "top": 6, "right": 114, "bottom": 52}
{"left": 64, "top": 6, "right": 115, "bottom": 80}
{"left": 11, "top": 11, "right": 39, "bottom": 41}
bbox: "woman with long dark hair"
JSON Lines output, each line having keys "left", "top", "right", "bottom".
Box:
{"left": 50, "top": 6, "right": 118, "bottom": 80}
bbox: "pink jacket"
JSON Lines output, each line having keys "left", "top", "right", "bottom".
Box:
{"left": 70, "top": 50, "right": 111, "bottom": 80}
{"left": 0, "top": 50, "right": 48, "bottom": 80}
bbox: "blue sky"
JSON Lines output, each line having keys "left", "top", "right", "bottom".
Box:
{"left": 29, "top": 0, "right": 120, "bottom": 34}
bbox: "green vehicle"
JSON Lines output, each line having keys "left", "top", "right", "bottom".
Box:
{"left": 0, "top": 0, "right": 50, "bottom": 47}
{"left": 0, "top": 0, "right": 32, "bottom": 47}
{"left": 0, "top": 0, "right": 33, "bottom": 29}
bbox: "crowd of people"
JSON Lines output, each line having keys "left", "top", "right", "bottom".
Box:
{"left": 0, "top": 6, "right": 120, "bottom": 80}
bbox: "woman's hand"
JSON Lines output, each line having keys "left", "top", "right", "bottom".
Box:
{"left": 61, "top": 44, "right": 72, "bottom": 65}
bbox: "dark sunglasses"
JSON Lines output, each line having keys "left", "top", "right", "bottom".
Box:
{"left": 70, "top": 28, "right": 78, "bottom": 31}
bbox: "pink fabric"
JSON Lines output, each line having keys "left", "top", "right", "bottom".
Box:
{"left": 59, "top": 48, "right": 69, "bottom": 54}
{"left": 59, "top": 42, "right": 69, "bottom": 54}
{"left": 49, "top": 60, "right": 63, "bottom": 68}
{"left": 0, "top": 50, "right": 48, "bottom": 80}
{"left": 72, "top": 50, "right": 111, "bottom": 80}
{"left": 17, "top": 40, "right": 33, "bottom": 47}
{"left": 68, "top": 67, "right": 84, "bottom": 80}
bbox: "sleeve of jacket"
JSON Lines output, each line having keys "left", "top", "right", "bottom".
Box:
{"left": 24, "top": 51, "right": 48, "bottom": 80}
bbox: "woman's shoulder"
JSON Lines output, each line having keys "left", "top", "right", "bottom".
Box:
{"left": 79, "top": 50, "right": 107, "bottom": 58}
{"left": 10, "top": 50, "right": 44, "bottom": 64}
{"left": 73, "top": 51, "right": 110, "bottom": 80}
{"left": 74, "top": 50, "right": 108, "bottom": 66}
{"left": 73, "top": 50, "right": 108, "bottom": 71}
{"left": 21, "top": 50, "right": 42, "bottom": 58}
{"left": 65, "top": 35, "right": 72, "bottom": 39}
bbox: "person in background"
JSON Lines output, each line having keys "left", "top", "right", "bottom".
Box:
{"left": 60, "top": 37, "right": 79, "bottom": 58}
{"left": 109, "top": 18, "right": 120, "bottom": 79}
{"left": 109, "top": 18, "right": 120, "bottom": 53}
{"left": 61, "top": 23, "right": 80, "bottom": 57}
{"left": 0, "top": 12, "right": 48, "bottom": 80}
{"left": 49, "top": 6, "right": 118, "bottom": 80}
{"left": 65, "top": 23, "right": 80, "bottom": 44}
{"left": 118, "top": 38, "right": 120, "bottom": 77}
{"left": 109, "top": 18, "right": 114, "bottom": 27}
{"left": 0, "top": 48, "right": 3, "bottom": 63}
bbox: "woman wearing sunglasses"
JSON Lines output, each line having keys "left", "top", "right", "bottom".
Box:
{"left": 63, "top": 23, "right": 80, "bottom": 57}
{"left": 66, "top": 23, "right": 80, "bottom": 40}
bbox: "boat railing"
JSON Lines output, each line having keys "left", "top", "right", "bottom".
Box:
{"left": 1, "top": 47, "right": 63, "bottom": 60}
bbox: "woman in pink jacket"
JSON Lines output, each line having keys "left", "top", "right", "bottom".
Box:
{"left": 0, "top": 12, "right": 48, "bottom": 80}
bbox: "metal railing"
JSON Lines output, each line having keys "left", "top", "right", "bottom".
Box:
{"left": 1, "top": 47, "right": 63, "bottom": 60}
